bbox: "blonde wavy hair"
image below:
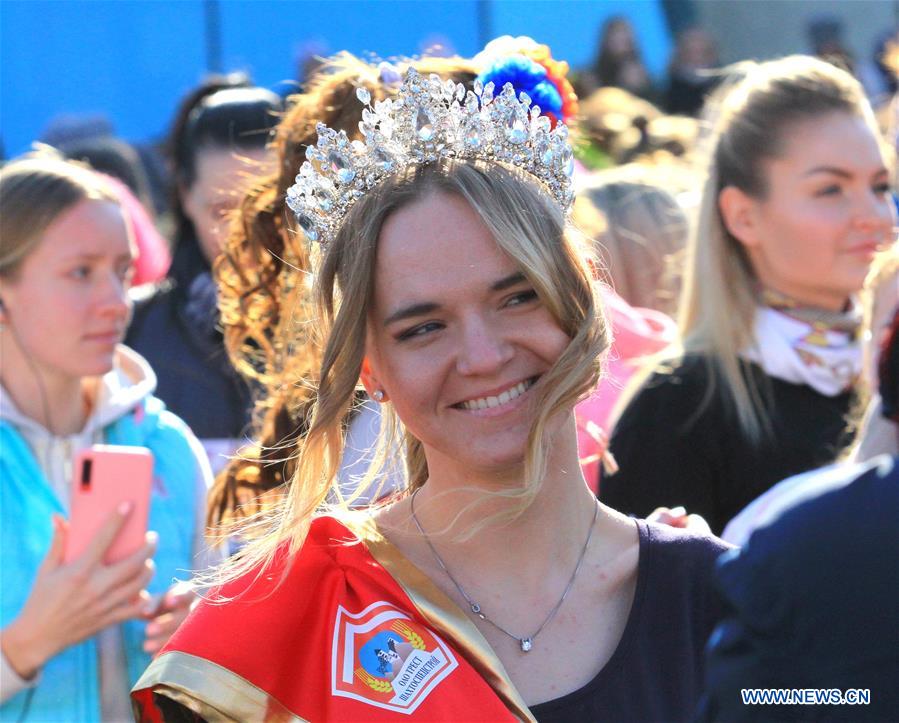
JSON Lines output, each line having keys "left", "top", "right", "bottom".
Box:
{"left": 581, "top": 172, "right": 688, "bottom": 316}
{"left": 217, "top": 157, "right": 609, "bottom": 584}
{"left": 862, "top": 247, "right": 899, "bottom": 393}
{"left": 677, "top": 55, "right": 883, "bottom": 442}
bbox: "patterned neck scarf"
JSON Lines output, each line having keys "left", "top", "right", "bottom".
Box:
{"left": 741, "top": 289, "right": 863, "bottom": 396}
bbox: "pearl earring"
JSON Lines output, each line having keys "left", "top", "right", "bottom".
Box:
{"left": 372, "top": 390, "right": 385, "bottom": 402}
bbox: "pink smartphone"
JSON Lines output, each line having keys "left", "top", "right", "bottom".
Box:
{"left": 65, "top": 445, "right": 153, "bottom": 565}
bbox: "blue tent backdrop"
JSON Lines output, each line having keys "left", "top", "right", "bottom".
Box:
{"left": 1, "top": 0, "right": 671, "bottom": 156}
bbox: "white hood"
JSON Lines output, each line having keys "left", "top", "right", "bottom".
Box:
{"left": 0, "top": 345, "right": 157, "bottom": 509}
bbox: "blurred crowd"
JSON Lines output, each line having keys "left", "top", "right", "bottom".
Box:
{"left": 1, "top": 10, "right": 898, "bottom": 723}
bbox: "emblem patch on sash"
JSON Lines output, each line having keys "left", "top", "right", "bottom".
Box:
{"left": 331, "top": 600, "right": 458, "bottom": 714}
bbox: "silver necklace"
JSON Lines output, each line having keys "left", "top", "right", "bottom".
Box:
{"left": 410, "top": 488, "right": 599, "bottom": 653}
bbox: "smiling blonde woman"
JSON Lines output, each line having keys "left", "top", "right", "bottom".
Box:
{"left": 133, "top": 67, "right": 729, "bottom": 723}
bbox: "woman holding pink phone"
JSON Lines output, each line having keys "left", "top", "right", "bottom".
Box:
{"left": 0, "top": 150, "right": 215, "bottom": 722}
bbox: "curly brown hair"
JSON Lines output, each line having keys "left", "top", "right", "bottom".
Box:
{"left": 208, "top": 53, "right": 477, "bottom": 533}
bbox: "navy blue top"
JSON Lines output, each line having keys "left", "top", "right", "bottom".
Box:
{"left": 126, "top": 239, "right": 253, "bottom": 441}
{"left": 531, "top": 520, "right": 730, "bottom": 723}
{"left": 698, "top": 456, "right": 899, "bottom": 722}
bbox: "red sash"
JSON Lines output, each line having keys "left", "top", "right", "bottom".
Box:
{"left": 132, "top": 517, "right": 531, "bottom": 721}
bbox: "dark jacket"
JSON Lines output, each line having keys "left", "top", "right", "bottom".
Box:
{"left": 697, "top": 455, "right": 899, "bottom": 722}
{"left": 602, "top": 354, "right": 853, "bottom": 534}
{"left": 126, "top": 237, "right": 253, "bottom": 442}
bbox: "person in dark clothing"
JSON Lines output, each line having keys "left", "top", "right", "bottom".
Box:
{"left": 605, "top": 355, "right": 853, "bottom": 534}
{"left": 697, "top": 454, "right": 899, "bottom": 722}
{"left": 664, "top": 27, "right": 721, "bottom": 117}
{"left": 602, "top": 56, "right": 895, "bottom": 534}
{"left": 126, "top": 77, "right": 282, "bottom": 473}
{"left": 579, "top": 16, "right": 653, "bottom": 100}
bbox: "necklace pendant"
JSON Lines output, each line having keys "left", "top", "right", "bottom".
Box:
{"left": 520, "top": 637, "right": 533, "bottom": 653}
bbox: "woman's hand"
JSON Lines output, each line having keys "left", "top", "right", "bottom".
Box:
{"left": 142, "top": 582, "right": 197, "bottom": 654}
{"left": 0, "top": 507, "right": 156, "bottom": 680}
{"left": 647, "top": 506, "right": 712, "bottom": 535}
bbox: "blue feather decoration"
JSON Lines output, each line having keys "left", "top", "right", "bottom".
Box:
{"left": 476, "top": 55, "right": 563, "bottom": 116}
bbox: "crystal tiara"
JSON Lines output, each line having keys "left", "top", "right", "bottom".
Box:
{"left": 286, "top": 67, "right": 575, "bottom": 245}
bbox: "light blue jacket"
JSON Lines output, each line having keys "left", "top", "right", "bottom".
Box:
{"left": 0, "top": 393, "right": 202, "bottom": 722}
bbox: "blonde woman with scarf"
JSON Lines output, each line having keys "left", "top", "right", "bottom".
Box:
{"left": 602, "top": 56, "right": 896, "bottom": 534}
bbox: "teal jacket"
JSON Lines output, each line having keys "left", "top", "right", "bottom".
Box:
{"left": 0, "top": 395, "right": 201, "bottom": 722}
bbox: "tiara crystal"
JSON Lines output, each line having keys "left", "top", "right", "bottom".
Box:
{"left": 286, "top": 67, "right": 575, "bottom": 245}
